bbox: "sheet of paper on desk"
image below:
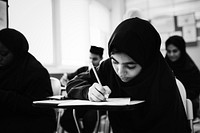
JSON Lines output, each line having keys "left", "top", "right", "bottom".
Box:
{"left": 33, "top": 99, "right": 68, "bottom": 105}
{"left": 58, "top": 98, "right": 144, "bottom": 107}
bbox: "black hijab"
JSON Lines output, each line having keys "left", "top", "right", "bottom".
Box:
{"left": 0, "top": 28, "right": 29, "bottom": 89}
{"left": 0, "top": 28, "right": 35, "bottom": 91}
{"left": 0, "top": 28, "right": 53, "bottom": 112}
{"left": 99, "top": 17, "right": 190, "bottom": 132}
{"left": 165, "top": 35, "right": 200, "bottom": 100}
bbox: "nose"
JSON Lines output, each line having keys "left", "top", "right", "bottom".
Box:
{"left": 168, "top": 51, "right": 174, "bottom": 57}
{"left": 117, "top": 65, "right": 126, "bottom": 77}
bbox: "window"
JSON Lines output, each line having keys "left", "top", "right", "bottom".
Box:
{"left": 9, "top": 0, "right": 53, "bottom": 65}
{"left": 60, "top": 0, "right": 110, "bottom": 69}
{"left": 8, "top": 0, "right": 111, "bottom": 72}
{"left": 60, "top": 0, "right": 90, "bottom": 68}
{"left": 89, "top": 0, "right": 110, "bottom": 60}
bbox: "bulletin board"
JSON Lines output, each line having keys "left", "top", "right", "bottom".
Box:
{"left": 0, "top": 0, "right": 8, "bottom": 30}
{"left": 175, "top": 13, "right": 197, "bottom": 46}
{"left": 151, "top": 12, "right": 200, "bottom": 49}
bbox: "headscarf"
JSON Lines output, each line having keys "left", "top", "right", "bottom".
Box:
{"left": 0, "top": 28, "right": 29, "bottom": 70}
{"left": 107, "top": 17, "right": 169, "bottom": 92}
{"left": 165, "top": 35, "right": 187, "bottom": 67}
{"left": 0, "top": 28, "right": 31, "bottom": 86}
{"left": 0, "top": 28, "right": 29, "bottom": 59}
{"left": 108, "top": 18, "right": 161, "bottom": 69}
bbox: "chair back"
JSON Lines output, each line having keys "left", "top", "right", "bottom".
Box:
{"left": 176, "top": 78, "right": 187, "bottom": 110}
{"left": 176, "top": 78, "right": 194, "bottom": 133}
{"left": 50, "top": 77, "right": 61, "bottom": 96}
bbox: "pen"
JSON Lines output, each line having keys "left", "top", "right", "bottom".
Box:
{"left": 90, "top": 62, "right": 109, "bottom": 100}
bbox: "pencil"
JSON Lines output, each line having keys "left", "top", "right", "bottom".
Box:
{"left": 90, "top": 62, "right": 109, "bottom": 101}
{"left": 90, "top": 62, "right": 109, "bottom": 100}
{"left": 90, "top": 62, "right": 102, "bottom": 86}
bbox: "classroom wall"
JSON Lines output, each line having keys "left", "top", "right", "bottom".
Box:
{"left": 187, "top": 42, "right": 200, "bottom": 69}
{"left": 124, "top": 0, "right": 200, "bottom": 69}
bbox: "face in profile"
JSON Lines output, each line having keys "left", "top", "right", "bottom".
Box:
{"left": 0, "top": 41, "right": 14, "bottom": 67}
{"left": 166, "top": 44, "right": 181, "bottom": 62}
{"left": 111, "top": 52, "right": 142, "bottom": 82}
{"left": 89, "top": 53, "right": 102, "bottom": 67}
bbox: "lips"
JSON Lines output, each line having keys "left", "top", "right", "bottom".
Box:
{"left": 120, "top": 77, "right": 129, "bottom": 82}
{"left": 169, "top": 57, "right": 177, "bottom": 61}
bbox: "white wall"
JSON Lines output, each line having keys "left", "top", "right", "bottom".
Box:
{"left": 188, "top": 43, "right": 200, "bottom": 69}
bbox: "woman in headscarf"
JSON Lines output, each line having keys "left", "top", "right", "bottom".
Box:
{"left": 66, "top": 17, "right": 191, "bottom": 132}
{"left": 0, "top": 28, "right": 56, "bottom": 133}
{"left": 165, "top": 35, "right": 200, "bottom": 119}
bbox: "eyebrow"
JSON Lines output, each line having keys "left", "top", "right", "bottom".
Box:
{"left": 110, "top": 56, "right": 136, "bottom": 65}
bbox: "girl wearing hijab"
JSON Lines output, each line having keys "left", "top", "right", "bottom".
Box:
{"left": 165, "top": 35, "right": 200, "bottom": 120}
{"left": 0, "top": 28, "right": 56, "bottom": 133}
{"left": 66, "top": 18, "right": 190, "bottom": 132}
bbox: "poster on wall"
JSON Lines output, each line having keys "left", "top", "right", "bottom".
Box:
{"left": 151, "top": 13, "right": 198, "bottom": 47}
{"left": 0, "top": 0, "right": 8, "bottom": 30}
{"left": 175, "top": 13, "right": 197, "bottom": 46}
{"left": 177, "top": 13, "right": 195, "bottom": 27}
{"left": 183, "top": 25, "right": 197, "bottom": 43}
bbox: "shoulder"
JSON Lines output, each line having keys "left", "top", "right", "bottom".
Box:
{"left": 25, "top": 54, "right": 49, "bottom": 77}
{"left": 77, "top": 66, "right": 89, "bottom": 73}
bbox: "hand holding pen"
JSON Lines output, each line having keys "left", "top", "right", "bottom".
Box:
{"left": 88, "top": 63, "right": 111, "bottom": 102}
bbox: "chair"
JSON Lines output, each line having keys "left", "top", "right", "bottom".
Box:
{"left": 50, "top": 77, "right": 62, "bottom": 96}
{"left": 176, "top": 78, "right": 194, "bottom": 133}
{"left": 50, "top": 77, "right": 64, "bottom": 133}
{"left": 73, "top": 109, "right": 101, "bottom": 133}
{"left": 98, "top": 111, "right": 112, "bottom": 133}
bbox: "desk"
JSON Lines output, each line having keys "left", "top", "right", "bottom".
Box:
{"left": 33, "top": 98, "right": 144, "bottom": 111}
{"left": 33, "top": 98, "right": 144, "bottom": 133}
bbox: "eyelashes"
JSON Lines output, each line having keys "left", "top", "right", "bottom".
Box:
{"left": 111, "top": 59, "right": 137, "bottom": 69}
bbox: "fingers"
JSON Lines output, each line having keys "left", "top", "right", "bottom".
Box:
{"left": 88, "top": 83, "right": 104, "bottom": 101}
{"left": 88, "top": 83, "right": 111, "bottom": 102}
{"left": 103, "top": 86, "right": 111, "bottom": 99}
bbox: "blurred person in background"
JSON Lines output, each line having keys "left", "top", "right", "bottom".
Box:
{"left": 165, "top": 35, "right": 200, "bottom": 121}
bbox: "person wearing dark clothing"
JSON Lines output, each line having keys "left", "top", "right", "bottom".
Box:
{"left": 66, "top": 66, "right": 89, "bottom": 81}
{"left": 60, "top": 46, "right": 104, "bottom": 133}
{"left": 0, "top": 28, "right": 56, "bottom": 133}
{"left": 165, "top": 35, "right": 200, "bottom": 119}
{"left": 60, "top": 45, "right": 104, "bottom": 86}
{"left": 65, "top": 18, "right": 191, "bottom": 133}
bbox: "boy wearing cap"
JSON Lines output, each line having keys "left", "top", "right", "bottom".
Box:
{"left": 60, "top": 45, "right": 104, "bottom": 86}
